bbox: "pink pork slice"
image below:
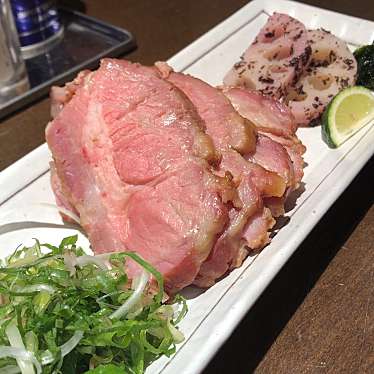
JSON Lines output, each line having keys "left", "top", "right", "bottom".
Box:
{"left": 222, "top": 86, "right": 297, "bottom": 137}
{"left": 247, "top": 133, "right": 295, "bottom": 190}
{"left": 159, "top": 64, "right": 286, "bottom": 286}
{"left": 242, "top": 207, "right": 275, "bottom": 249}
{"left": 223, "top": 86, "right": 305, "bottom": 190}
{"left": 224, "top": 12, "right": 311, "bottom": 98}
{"left": 50, "top": 70, "right": 92, "bottom": 119}
{"left": 263, "top": 132, "right": 305, "bottom": 189}
{"left": 46, "top": 59, "right": 236, "bottom": 293}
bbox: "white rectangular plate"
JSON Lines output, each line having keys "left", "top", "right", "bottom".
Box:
{"left": 1, "top": 1, "right": 374, "bottom": 373}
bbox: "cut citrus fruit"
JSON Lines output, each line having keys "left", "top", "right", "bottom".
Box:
{"left": 322, "top": 86, "right": 374, "bottom": 148}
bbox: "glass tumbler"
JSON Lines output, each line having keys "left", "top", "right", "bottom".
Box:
{"left": 0, "top": 0, "right": 29, "bottom": 103}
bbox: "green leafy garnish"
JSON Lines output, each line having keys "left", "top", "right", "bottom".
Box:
{"left": 84, "top": 363, "right": 126, "bottom": 374}
{"left": 0, "top": 236, "right": 187, "bottom": 373}
{"left": 354, "top": 43, "right": 374, "bottom": 90}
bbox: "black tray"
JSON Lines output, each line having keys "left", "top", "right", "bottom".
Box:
{"left": 0, "top": 7, "right": 136, "bottom": 120}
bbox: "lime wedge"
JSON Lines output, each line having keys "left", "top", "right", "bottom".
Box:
{"left": 322, "top": 86, "right": 374, "bottom": 148}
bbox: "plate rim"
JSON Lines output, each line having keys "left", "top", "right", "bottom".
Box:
{"left": 1, "top": 1, "right": 374, "bottom": 373}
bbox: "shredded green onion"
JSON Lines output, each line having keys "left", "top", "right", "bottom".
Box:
{"left": 0, "top": 236, "right": 187, "bottom": 373}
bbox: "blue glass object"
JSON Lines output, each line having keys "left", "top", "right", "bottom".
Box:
{"left": 10, "top": 0, "right": 62, "bottom": 47}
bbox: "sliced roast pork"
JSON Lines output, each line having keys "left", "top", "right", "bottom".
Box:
{"left": 247, "top": 133, "right": 295, "bottom": 190}
{"left": 157, "top": 63, "right": 286, "bottom": 286}
{"left": 287, "top": 29, "right": 357, "bottom": 126}
{"left": 222, "top": 86, "right": 297, "bottom": 137}
{"left": 50, "top": 70, "right": 92, "bottom": 118}
{"left": 224, "top": 13, "right": 311, "bottom": 98}
{"left": 222, "top": 86, "right": 305, "bottom": 190}
{"left": 263, "top": 132, "right": 305, "bottom": 189}
{"left": 50, "top": 162, "right": 80, "bottom": 223}
{"left": 46, "top": 59, "right": 238, "bottom": 293}
{"left": 242, "top": 208, "right": 275, "bottom": 249}
{"left": 156, "top": 61, "right": 257, "bottom": 155}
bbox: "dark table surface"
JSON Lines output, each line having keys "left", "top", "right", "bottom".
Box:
{"left": 0, "top": 1, "right": 373, "bottom": 373}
